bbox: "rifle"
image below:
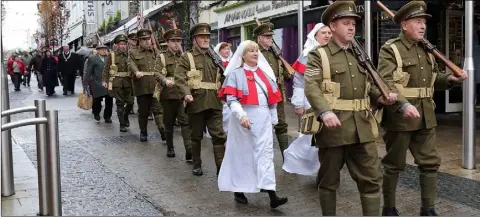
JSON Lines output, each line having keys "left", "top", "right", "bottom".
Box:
{"left": 351, "top": 38, "right": 391, "bottom": 98}
{"left": 254, "top": 18, "right": 295, "bottom": 76}
{"left": 190, "top": 18, "right": 226, "bottom": 72}
{"left": 376, "top": 1, "right": 465, "bottom": 78}
{"left": 170, "top": 18, "right": 184, "bottom": 54}
{"left": 147, "top": 19, "right": 159, "bottom": 55}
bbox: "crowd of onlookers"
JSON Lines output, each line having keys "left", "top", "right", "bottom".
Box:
{"left": 4, "top": 47, "right": 95, "bottom": 96}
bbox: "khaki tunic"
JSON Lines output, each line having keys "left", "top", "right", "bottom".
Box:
{"left": 304, "top": 40, "right": 381, "bottom": 147}
{"left": 377, "top": 32, "right": 452, "bottom": 131}
{"left": 159, "top": 50, "right": 182, "bottom": 100}
{"left": 127, "top": 47, "right": 165, "bottom": 96}
{"left": 174, "top": 45, "right": 223, "bottom": 114}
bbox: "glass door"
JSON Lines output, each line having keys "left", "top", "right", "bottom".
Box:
{"left": 444, "top": 9, "right": 464, "bottom": 112}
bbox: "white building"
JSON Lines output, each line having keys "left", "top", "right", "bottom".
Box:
{"left": 63, "top": 0, "right": 85, "bottom": 50}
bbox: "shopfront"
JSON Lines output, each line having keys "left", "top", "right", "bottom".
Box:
{"left": 216, "top": 1, "right": 312, "bottom": 99}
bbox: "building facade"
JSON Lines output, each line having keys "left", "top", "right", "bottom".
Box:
{"left": 63, "top": 0, "right": 85, "bottom": 51}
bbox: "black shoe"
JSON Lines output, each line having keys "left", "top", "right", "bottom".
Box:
{"left": 119, "top": 126, "right": 127, "bottom": 132}
{"left": 167, "top": 148, "right": 175, "bottom": 158}
{"left": 382, "top": 207, "right": 400, "bottom": 216}
{"left": 105, "top": 118, "right": 112, "bottom": 123}
{"left": 192, "top": 167, "right": 203, "bottom": 176}
{"left": 217, "top": 167, "right": 220, "bottom": 176}
{"left": 94, "top": 115, "right": 101, "bottom": 122}
{"left": 267, "top": 191, "right": 288, "bottom": 209}
{"left": 140, "top": 132, "right": 148, "bottom": 142}
{"left": 63, "top": 92, "right": 67, "bottom": 95}
{"left": 420, "top": 208, "right": 438, "bottom": 216}
{"left": 234, "top": 192, "right": 248, "bottom": 204}
{"left": 185, "top": 152, "right": 192, "bottom": 163}
{"left": 124, "top": 116, "right": 130, "bottom": 128}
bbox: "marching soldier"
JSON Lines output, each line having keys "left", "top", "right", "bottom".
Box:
{"left": 254, "top": 22, "right": 291, "bottom": 159}
{"left": 102, "top": 34, "right": 134, "bottom": 132}
{"left": 127, "top": 29, "right": 167, "bottom": 142}
{"left": 128, "top": 33, "right": 138, "bottom": 50}
{"left": 304, "top": 1, "right": 397, "bottom": 215}
{"left": 377, "top": 1, "right": 467, "bottom": 216}
{"left": 155, "top": 28, "right": 192, "bottom": 159}
{"left": 175, "top": 23, "right": 226, "bottom": 176}
{"left": 127, "top": 32, "right": 137, "bottom": 115}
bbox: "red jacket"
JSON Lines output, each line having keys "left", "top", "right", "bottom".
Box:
{"left": 7, "top": 57, "right": 26, "bottom": 76}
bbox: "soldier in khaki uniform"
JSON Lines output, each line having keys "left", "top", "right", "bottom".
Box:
{"left": 254, "top": 22, "right": 291, "bottom": 159}
{"left": 156, "top": 28, "right": 192, "bottom": 160}
{"left": 304, "top": 1, "right": 398, "bottom": 216}
{"left": 102, "top": 34, "right": 134, "bottom": 132}
{"left": 127, "top": 32, "right": 138, "bottom": 115}
{"left": 127, "top": 29, "right": 167, "bottom": 142}
{"left": 377, "top": 1, "right": 467, "bottom": 216}
{"left": 175, "top": 23, "right": 226, "bottom": 176}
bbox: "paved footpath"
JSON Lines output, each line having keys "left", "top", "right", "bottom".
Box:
{"left": 2, "top": 80, "right": 480, "bottom": 216}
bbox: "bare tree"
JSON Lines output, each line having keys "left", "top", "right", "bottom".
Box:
{"left": 37, "top": 0, "right": 69, "bottom": 48}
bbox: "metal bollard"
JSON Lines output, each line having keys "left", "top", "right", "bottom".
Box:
{"left": 1, "top": 67, "right": 14, "bottom": 197}
{"left": 46, "top": 110, "right": 62, "bottom": 216}
{"left": 35, "top": 100, "right": 49, "bottom": 216}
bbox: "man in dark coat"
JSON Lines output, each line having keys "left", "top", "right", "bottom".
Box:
{"left": 58, "top": 44, "right": 81, "bottom": 95}
{"left": 83, "top": 45, "right": 113, "bottom": 123}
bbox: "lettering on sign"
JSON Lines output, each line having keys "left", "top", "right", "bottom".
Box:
{"left": 219, "top": 0, "right": 306, "bottom": 29}
{"left": 86, "top": 0, "right": 96, "bottom": 25}
{"left": 105, "top": 0, "right": 115, "bottom": 16}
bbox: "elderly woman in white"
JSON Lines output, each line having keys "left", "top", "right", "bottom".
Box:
{"left": 282, "top": 23, "right": 331, "bottom": 176}
{"left": 204, "top": 42, "right": 233, "bottom": 139}
{"left": 217, "top": 40, "right": 288, "bottom": 209}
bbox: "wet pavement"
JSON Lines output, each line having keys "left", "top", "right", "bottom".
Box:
{"left": 3, "top": 79, "right": 480, "bottom": 216}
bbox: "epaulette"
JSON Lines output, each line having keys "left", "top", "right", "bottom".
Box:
{"left": 384, "top": 37, "right": 401, "bottom": 46}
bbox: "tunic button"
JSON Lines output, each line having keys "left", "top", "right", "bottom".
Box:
{"left": 354, "top": 87, "right": 357, "bottom": 91}
{"left": 423, "top": 79, "right": 426, "bottom": 82}
{"left": 408, "top": 62, "right": 411, "bottom": 64}
{"left": 421, "top": 67, "right": 424, "bottom": 70}
{"left": 351, "top": 74, "right": 355, "bottom": 77}
{"left": 349, "top": 63, "right": 352, "bottom": 66}
{"left": 418, "top": 55, "right": 421, "bottom": 57}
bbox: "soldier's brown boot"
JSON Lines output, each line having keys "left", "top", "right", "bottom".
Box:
{"left": 383, "top": 173, "right": 399, "bottom": 209}
{"left": 180, "top": 126, "right": 192, "bottom": 162}
{"left": 360, "top": 195, "right": 380, "bottom": 216}
{"left": 420, "top": 174, "right": 437, "bottom": 215}
{"left": 276, "top": 134, "right": 289, "bottom": 161}
{"left": 319, "top": 189, "right": 337, "bottom": 216}
{"left": 382, "top": 207, "right": 400, "bottom": 216}
{"left": 166, "top": 132, "right": 175, "bottom": 158}
{"left": 117, "top": 111, "right": 127, "bottom": 132}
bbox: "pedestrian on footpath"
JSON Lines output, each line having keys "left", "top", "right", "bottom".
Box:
{"left": 304, "top": 0, "right": 398, "bottom": 215}
{"left": 376, "top": 1, "right": 468, "bottom": 216}
{"left": 102, "top": 34, "right": 134, "bottom": 132}
{"left": 282, "top": 23, "right": 331, "bottom": 177}
{"left": 28, "top": 50, "right": 44, "bottom": 91}
{"left": 7, "top": 54, "right": 26, "bottom": 91}
{"left": 40, "top": 49, "right": 59, "bottom": 96}
{"left": 217, "top": 40, "right": 288, "bottom": 209}
{"left": 83, "top": 44, "right": 113, "bottom": 123}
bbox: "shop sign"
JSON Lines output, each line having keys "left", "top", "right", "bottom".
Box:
{"left": 217, "top": 0, "right": 311, "bottom": 29}
{"left": 85, "top": 0, "right": 96, "bottom": 25}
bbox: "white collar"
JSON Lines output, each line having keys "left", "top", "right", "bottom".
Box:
{"left": 243, "top": 64, "right": 258, "bottom": 72}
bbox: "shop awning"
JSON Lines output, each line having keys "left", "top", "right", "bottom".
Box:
{"left": 103, "top": 1, "right": 174, "bottom": 43}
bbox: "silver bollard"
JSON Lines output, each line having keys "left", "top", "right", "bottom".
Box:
{"left": 46, "top": 110, "right": 62, "bottom": 216}
{"left": 35, "top": 100, "right": 49, "bottom": 215}
{"left": 1, "top": 67, "right": 14, "bottom": 197}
